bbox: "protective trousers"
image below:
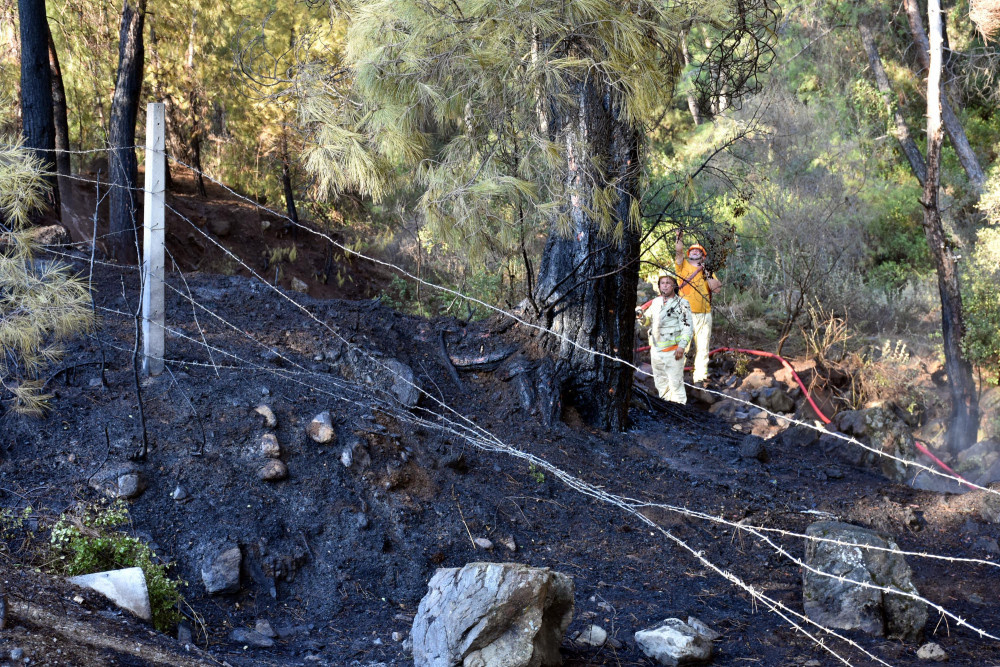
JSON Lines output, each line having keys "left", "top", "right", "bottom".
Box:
{"left": 651, "top": 348, "right": 686, "bottom": 404}
{"left": 691, "top": 312, "right": 712, "bottom": 383}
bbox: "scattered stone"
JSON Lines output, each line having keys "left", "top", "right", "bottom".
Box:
{"left": 230, "top": 628, "right": 275, "bottom": 648}
{"left": 500, "top": 536, "right": 517, "bottom": 552}
{"left": 576, "top": 624, "right": 607, "bottom": 647}
{"left": 835, "top": 410, "right": 868, "bottom": 438}
{"left": 306, "top": 412, "right": 335, "bottom": 444}
{"left": 202, "top": 544, "right": 242, "bottom": 594}
{"left": 392, "top": 631, "right": 405, "bottom": 642}
{"left": 411, "top": 562, "right": 574, "bottom": 667}
{"left": 739, "top": 369, "right": 773, "bottom": 392}
{"left": 261, "top": 386, "right": 270, "bottom": 396}
{"left": 473, "top": 537, "right": 494, "bottom": 550}
{"left": 171, "top": 486, "right": 189, "bottom": 501}
{"left": 208, "top": 217, "right": 232, "bottom": 237}
{"left": 686, "top": 616, "right": 721, "bottom": 641}
{"left": 342, "top": 350, "right": 422, "bottom": 408}
{"left": 803, "top": 521, "right": 926, "bottom": 640}
{"left": 255, "top": 619, "right": 276, "bottom": 638}
{"left": 862, "top": 403, "right": 921, "bottom": 483}
{"left": 177, "top": 623, "right": 193, "bottom": 645}
{"left": 739, "top": 435, "right": 769, "bottom": 463}
{"left": 260, "top": 433, "right": 281, "bottom": 458}
{"left": 88, "top": 377, "right": 103, "bottom": 388}
{"left": 755, "top": 387, "right": 795, "bottom": 413}
{"left": 26, "top": 224, "right": 70, "bottom": 246}
{"left": 340, "top": 448, "right": 352, "bottom": 467}
{"left": 67, "top": 567, "right": 151, "bottom": 621}
{"left": 257, "top": 459, "right": 288, "bottom": 482}
{"left": 10, "top": 648, "right": 24, "bottom": 661}
{"left": 290, "top": 277, "right": 309, "bottom": 293}
{"left": 974, "top": 536, "right": 1000, "bottom": 554}
{"left": 916, "top": 642, "right": 948, "bottom": 661}
{"left": 89, "top": 464, "right": 147, "bottom": 500}
{"left": 781, "top": 424, "right": 820, "bottom": 448}
{"left": 254, "top": 404, "right": 278, "bottom": 429}
{"left": 607, "top": 637, "right": 624, "bottom": 650}
{"left": 634, "top": 618, "right": 714, "bottom": 666}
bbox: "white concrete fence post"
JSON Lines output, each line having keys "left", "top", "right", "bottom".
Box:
{"left": 141, "top": 102, "right": 166, "bottom": 376}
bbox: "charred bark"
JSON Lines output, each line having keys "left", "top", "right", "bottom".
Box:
{"left": 922, "top": 0, "right": 979, "bottom": 455}
{"left": 108, "top": 0, "right": 146, "bottom": 264}
{"left": 534, "top": 77, "right": 643, "bottom": 432}
{"left": 18, "top": 0, "right": 59, "bottom": 218}
{"left": 47, "top": 25, "right": 70, "bottom": 181}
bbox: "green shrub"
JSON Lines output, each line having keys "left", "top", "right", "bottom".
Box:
{"left": 50, "top": 499, "right": 185, "bottom": 632}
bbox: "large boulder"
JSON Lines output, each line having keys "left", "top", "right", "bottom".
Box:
{"left": 634, "top": 617, "right": 714, "bottom": 666}
{"left": 411, "top": 562, "right": 574, "bottom": 667}
{"left": 862, "top": 403, "right": 920, "bottom": 483}
{"left": 803, "top": 521, "right": 926, "bottom": 641}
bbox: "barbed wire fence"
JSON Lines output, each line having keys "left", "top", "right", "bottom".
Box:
{"left": 9, "top": 118, "right": 1000, "bottom": 663}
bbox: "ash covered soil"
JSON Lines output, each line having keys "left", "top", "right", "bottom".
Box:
{"left": 3, "top": 257, "right": 1000, "bottom": 667}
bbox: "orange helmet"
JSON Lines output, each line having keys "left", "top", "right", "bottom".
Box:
{"left": 687, "top": 244, "right": 707, "bottom": 258}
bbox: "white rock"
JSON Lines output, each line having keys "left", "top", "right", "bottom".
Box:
{"left": 260, "top": 433, "right": 281, "bottom": 458}
{"left": 68, "top": 567, "right": 151, "bottom": 621}
{"left": 306, "top": 411, "right": 335, "bottom": 444}
{"left": 577, "top": 624, "right": 607, "bottom": 647}
{"left": 686, "top": 616, "right": 721, "bottom": 641}
{"left": 473, "top": 537, "right": 493, "bottom": 550}
{"left": 916, "top": 642, "right": 948, "bottom": 661}
{"left": 635, "top": 618, "right": 713, "bottom": 667}
{"left": 254, "top": 404, "right": 277, "bottom": 429}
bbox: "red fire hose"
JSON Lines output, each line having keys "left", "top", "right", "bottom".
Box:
{"left": 634, "top": 343, "right": 975, "bottom": 489}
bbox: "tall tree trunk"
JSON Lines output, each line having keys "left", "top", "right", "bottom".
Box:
{"left": 680, "top": 30, "right": 701, "bottom": 126}
{"left": 534, "top": 78, "right": 642, "bottom": 432}
{"left": 281, "top": 153, "right": 299, "bottom": 240}
{"left": 904, "top": 0, "right": 985, "bottom": 190}
{"left": 108, "top": 0, "right": 146, "bottom": 264}
{"left": 18, "top": 0, "right": 59, "bottom": 219}
{"left": 858, "top": 21, "right": 926, "bottom": 185}
{"left": 46, "top": 25, "right": 70, "bottom": 180}
{"left": 922, "top": 0, "right": 979, "bottom": 456}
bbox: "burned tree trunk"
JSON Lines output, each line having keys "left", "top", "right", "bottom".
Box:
{"left": 922, "top": 0, "right": 979, "bottom": 455}
{"left": 534, "top": 78, "right": 642, "bottom": 432}
{"left": 108, "top": 0, "right": 146, "bottom": 264}
{"left": 18, "top": 0, "right": 59, "bottom": 218}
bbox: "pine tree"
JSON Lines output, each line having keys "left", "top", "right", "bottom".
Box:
{"left": 299, "top": 0, "right": 775, "bottom": 429}
{"left": 0, "top": 140, "right": 92, "bottom": 415}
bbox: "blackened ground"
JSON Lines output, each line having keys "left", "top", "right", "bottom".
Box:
{"left": 2, "top": 258, "right": 1000, "bottom": 667}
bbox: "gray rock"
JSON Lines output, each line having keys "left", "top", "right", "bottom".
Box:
{"left": 835, "top": 410, "right": 868, "bottom": 438}
{"left": 177, "top": 623, "right": 193, "bottom": 644}
{"left": 862, "top": 403, "right": 920, "bottom": 483}
{"left": 260, "top": 433, "right": 281, "bottom": 458}
{"left": 10, "top": 648, "right": 24, "bottom": 661}
{"left": 343, "top": 351, "right": 422, "bottom": 408}
{"left": 307, "top": 411, "right": 335, "bottom": 444}
{"left": 117, "top": 473, "right": 145, "bottom": 499}
{"left": 208, "top": 217, "right": 231, "bottom": 237}
{"left": 89, "top": 464, "right": 145, "bottom": 500}
{"left": 257, "top": 459, "right": 288, "bottom": 482}
{"left": 576, "top": 624, "right": 607, "bottom": 647}
{"left": 256, "top": 619, "right": 277, "bottom": 638}
{"left": 68, "top": 567, "right": 151, "bottom": 621}
{"left": 916, "top": 642, "right": 948, "bottom": 661}
{"left": 254, "top": 404, "right": 278, "bottom": 429}
{"left": 202, "top": 545, "right": 242, "bottom": 594}
{"left": 780, "top": 424, "right": 820, "bottom": 448}
{"left": 755, "top": 387, "right": 795, "bottom": 413}
{"left": 803, "top": 521, "right": 926, "bottom": 641}
{"left": 411, "top": 562, "right": 574, "bottom": 667}
{"left": 685, "top": 616, "right": 721, "bottom": 641}
{"left": 290, "top": 277, "right": 309, "bottom": 293}
{"left": 739, "top": 435, "right": 769, "bottom": 463}
{"left": 171, "top": 486, "right": 189, "bottom": 501}
{"left": 473, "top": 537, "right": 494, "bottom": 550}
{"left": 230, "top": 628, "right": 275, "bottom": 648}
{"left": 634, "top": 618, "right": 714, "bottom": 666}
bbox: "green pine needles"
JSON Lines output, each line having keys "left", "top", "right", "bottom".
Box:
{"left": 299, "top": 0, "right": 729, "bottom": 263}
{"left": 0, "top": 140, "right": 93, "bottom": 415}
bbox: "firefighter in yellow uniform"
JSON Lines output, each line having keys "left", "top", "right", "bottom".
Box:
{"left": 675, "top": 230, "right": 721, "bottom": 385}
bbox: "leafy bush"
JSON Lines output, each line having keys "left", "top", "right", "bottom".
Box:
{"left": 50, "top": 499, "right": 185, "bottom": 632}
